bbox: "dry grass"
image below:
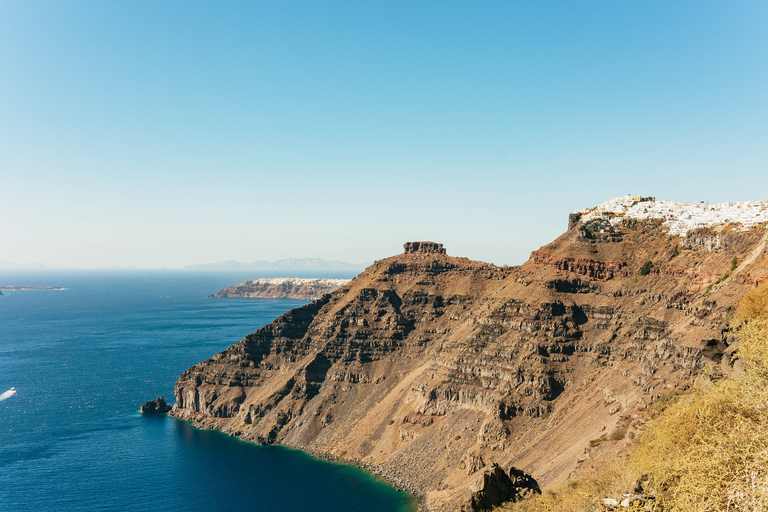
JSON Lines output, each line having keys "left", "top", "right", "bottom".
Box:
{"left": 495, "top": 462, "right": 637, "bottom": 512}
{"left": 632, "top": 320, "right": 768, "bottom": 511}
{"left": 498, "top": 298, "right": 768, "bottom": 512}
{"left": 736, "top": 281, "right": 768, "bottom": 323}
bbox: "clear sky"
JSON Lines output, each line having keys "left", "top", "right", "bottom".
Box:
{"left": 1, "top": 1, "right": 767, "bottom": 269}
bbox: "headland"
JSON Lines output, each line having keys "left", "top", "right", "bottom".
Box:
{"left": 210, "top": 278, "right": 351, "bottom": 300}
{"left": 170, "top": 198, "right": 768, "bottom": 511}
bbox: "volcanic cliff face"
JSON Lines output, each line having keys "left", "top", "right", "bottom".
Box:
{"left": 172, "top": 215, "right": 768, "bottom": 511}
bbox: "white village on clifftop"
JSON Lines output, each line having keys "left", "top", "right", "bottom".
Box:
{"left": 243, "top": 278, "right": 351, "bottom": 287}
{"left": 579, "top": 195, "right": 768, "bottom": 236}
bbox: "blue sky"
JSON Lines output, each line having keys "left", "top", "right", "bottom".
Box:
{"left": 1, "top": 1, "right": 767, "bottom": 268}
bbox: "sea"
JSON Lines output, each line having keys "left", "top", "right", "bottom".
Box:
{"left": 0, "top": 270, "right": 417, "bottom": 512}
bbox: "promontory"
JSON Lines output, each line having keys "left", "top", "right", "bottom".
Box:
{"left": 171, "top": 196, "right": 768, "bottom": 511}
{"left": 209, "top": 278, "right": 351, "bottom": 300}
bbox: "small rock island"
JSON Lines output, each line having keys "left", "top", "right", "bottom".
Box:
{"left": 140, "top": 397, "right": 172, "bottom": 414}
{"left": 209, "top": 277, "right": 351, "bottom": 300}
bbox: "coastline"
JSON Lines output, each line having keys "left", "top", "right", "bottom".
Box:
{"left": 169, "top": 413, "right": 425, "bottom": 511}
{"left": 298, "top": 445, "right": 426, "bottom": 512}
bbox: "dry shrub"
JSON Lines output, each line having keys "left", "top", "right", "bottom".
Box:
{"left": 736, "top": 281, "right": 768, "bottom": 323}
{"left": 609, "top": 426, "right": 627, "bottom": 442}
{"left": 495, "top": 462, "right": 636, "bottom": 512}
{"left": 631, "top": 320, "right": 768, "bottom": 511}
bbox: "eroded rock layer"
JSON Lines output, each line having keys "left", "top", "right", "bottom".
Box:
{"left": 172, "top": 218, "right": 768, "bottom": 511}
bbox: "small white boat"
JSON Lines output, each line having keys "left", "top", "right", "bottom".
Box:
{"left": 0, "top": 387, "right": 17, "bottom": 401}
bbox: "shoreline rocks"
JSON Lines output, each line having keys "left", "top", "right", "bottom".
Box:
{"left": 140, "top": 397, "right": 172, "bottom": 414}
{"left": 461, "top": 463, "right": 541, "bottom": 512}
{"left": 296, "top": 445, "right": 429, "bottom": 511}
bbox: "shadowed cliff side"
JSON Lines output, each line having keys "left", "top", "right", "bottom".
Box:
{"left": 171, "top": 222, "right": 768, "bottom": 511}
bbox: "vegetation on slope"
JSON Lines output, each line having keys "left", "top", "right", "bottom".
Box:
{"left": 497, "top": 282, "right": 768, "bottom": 512}
{"left": 735, "top": 279, "right": 768, "bottom": 323}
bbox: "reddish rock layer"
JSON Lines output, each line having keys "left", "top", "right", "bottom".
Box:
{"left": 530, "top": 251, "right": 628, "bottom": 280}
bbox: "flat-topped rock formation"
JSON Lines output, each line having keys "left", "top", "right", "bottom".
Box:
{"left": 210, "top": 278, "right": 351, "bottom": 300}
{"left": 404, "top": 241, "right": 447, "bottom": 255}
{"left": 171, "top": 203, "right": 768, "bottom": 511}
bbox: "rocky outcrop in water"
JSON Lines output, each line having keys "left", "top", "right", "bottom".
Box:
{"left": 171, "top": 205, "right": 768, "bottom": 511}
{"left": 141, "top": 397, "right": 172, "bottom": 413}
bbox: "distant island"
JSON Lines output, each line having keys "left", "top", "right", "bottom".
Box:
{"left": 210, "top": 278, "right": 351, "bottom": 300}
{"left": 184, "top": 257, "right": 367, "bottom": 272}
{"left": 0, "top": 286, "right": 64, "bottom": 291}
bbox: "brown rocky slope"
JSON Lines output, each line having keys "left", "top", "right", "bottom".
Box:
{"left": 171, "top": 218, "right": 768, "bottom": 511}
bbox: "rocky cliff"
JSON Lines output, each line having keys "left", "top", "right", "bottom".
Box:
{"left": 171, "top": 208, "right": 768, "bottom": 511}
{"left": 209, "top": 278, "right": 351, "bottom": 300}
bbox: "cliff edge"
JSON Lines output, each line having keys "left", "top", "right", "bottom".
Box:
{"left": 210, "top": 278, "right": 351, "bottom": 300}
{"left": 171, "top": 200, "right": 768, "bottom": 511}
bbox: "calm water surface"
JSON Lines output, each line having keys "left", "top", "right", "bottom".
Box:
{"left": 0, "top": 270, "right": 416, "bottom": 512}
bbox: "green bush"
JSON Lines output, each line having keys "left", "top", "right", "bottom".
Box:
{"left": 639, "top": 261, "right": 653, "bottom": 276}
{"left": 706, "top": 272, "right": 731, "bottom": 295}
{"left": 589, "top": 434, "right": 607, "bottom": 446}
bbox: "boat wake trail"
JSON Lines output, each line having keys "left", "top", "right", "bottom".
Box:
{"left": 0, "top": 387, "right": 17, "bottom": 401}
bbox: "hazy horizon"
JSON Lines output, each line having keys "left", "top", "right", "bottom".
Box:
{"left": 2, "top": 2, "right": 767, "bottom": 269}
{"left": 0, "top": 256, "right": 370, "bottom": 271}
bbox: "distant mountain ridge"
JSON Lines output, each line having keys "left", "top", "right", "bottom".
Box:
{"left": 0, "top": 261, "right": 47, "bottom": 270}
{"left": 183, "top": 258, "right": 368, "bottom": 272}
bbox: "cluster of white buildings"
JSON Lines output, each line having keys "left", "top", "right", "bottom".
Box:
{"left": 578, "top": 195, "right": 768, "bottom": 237}
{"left": 247, "top": 278, "right": 351, "bottom": 287}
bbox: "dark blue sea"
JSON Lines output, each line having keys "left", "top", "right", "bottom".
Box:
{"left": 0, "top": 270, "right": 416, "bottom": 512}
